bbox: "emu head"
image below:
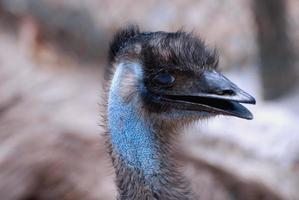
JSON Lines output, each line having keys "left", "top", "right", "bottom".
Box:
{"left": 107, "top": 26, "right": 255, "bottom": 128}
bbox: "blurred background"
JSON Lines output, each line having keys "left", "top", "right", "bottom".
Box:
{"left": 0, "top": 0, "right": 298, "bottom": 199}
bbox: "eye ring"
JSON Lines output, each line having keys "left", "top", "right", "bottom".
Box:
{"left": 152, "top": 71, "right": 176, "bottom": 87}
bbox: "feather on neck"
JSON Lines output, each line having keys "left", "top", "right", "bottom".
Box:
{"left": 108, "top": 63, "right": 160, "bottom": 177}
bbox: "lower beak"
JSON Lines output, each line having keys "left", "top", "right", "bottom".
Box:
{"left": 160, "top": 70, "right": 256, "bottom": 120}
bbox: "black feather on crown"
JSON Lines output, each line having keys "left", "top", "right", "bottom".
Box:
{"left": 108, "top": 25, "right": 219, "bottom": 73}
{"left": 108, "top": 25, "right": 140, "bottom": 63}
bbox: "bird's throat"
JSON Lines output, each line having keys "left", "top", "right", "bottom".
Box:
{"left": 108, "top": 64, "right": 160, "bottom": 179}
{"left": 107, "top": 64, "right": 194, "bottom": 199}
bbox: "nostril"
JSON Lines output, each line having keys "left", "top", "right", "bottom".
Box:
{"left": 216, "top": 89, "right": 235, "bottom": 96}
{"left": 223, "top": 89, "right": 235, "bottom": 95}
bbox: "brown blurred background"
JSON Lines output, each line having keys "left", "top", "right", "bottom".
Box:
{"left": 0, "top": 0, "right": 298, "bottom": 199}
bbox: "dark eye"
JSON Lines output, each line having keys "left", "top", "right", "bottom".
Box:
{"left": 152, "top": 72, "right": 175, "bottom": 86}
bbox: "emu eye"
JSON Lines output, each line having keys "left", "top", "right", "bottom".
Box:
{"left": 152, "top": 72, "right": 175, "bottom": 86}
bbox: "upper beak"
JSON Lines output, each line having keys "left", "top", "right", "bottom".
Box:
{"left": 160, "top": 70, "right": 256, "bottom": 120}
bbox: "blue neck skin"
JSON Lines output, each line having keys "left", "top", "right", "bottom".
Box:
{"left": 108, "top": 63, "right": 160, "bottom": 178}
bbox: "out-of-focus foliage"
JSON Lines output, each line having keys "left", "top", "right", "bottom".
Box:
{"left": 253, "top": 0, "right": 298, "bottom": 100}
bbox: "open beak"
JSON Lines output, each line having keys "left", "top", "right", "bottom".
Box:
{"left": 160, "top": 70, "right": 256, "bottom": 120}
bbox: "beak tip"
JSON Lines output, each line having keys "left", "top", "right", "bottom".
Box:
{"left": 239, "top": 92, "right": 256, "bottom": 105}
{"left": 247, "top": 114, "right": 254, "bottom": 120}
{"left": 249, "top": 97, "right": 256, "bottom": 105}
{"left": 240, "top": 112, "right": 254, "bottom": 120}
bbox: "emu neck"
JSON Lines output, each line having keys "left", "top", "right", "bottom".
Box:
{"left": 107, "top": 64, "right": 193, "bottom": 199}
{"left": 108, "top": 65, "right": 159, "bottom": 177}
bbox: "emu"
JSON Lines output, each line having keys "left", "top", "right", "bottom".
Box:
{"left": 103, "top": 25, "right": 255, "bottom": 200}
